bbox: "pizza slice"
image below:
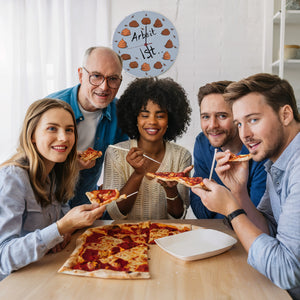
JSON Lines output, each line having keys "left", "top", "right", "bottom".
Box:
{"left": 146, "top": 171, "right": 188, "bottom": 182}
{"left": 58, "top": 227, "right": 150, "bottom": 279}
{"left": 85, "top": 189, "right": 126, "bottom": 207}
{"left": 177, "top": 176, "right": 210, "bottom": 190}
{"left": 148, "top": 222, "right": 191, "bottom": 244}
{"left": 106, "top": 222, "right": 150, "bottom": 245}
{"left": 228, "top": 153, "right": 252, "bottom": 162}
{"left": 98, "top": 244, "right": 150, "bottom": 278}
{"left": 80, "top": 147, "right": 102, "bottom": 161}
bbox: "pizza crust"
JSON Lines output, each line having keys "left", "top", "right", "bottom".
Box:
{"left": 228, "top": 153, "right": 252, "bottom": 162}
{"left": 80, "top": 147, "right": 102, "bottom": 161}
{"left": 85, "top": 189, "right": 127, "bottom": 207}
{"left": 146, "top": 172, "right": 179, "bottom": 182}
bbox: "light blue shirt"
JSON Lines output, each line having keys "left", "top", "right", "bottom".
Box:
{"left": 0, "top": 165, "right": 67, "bottom": 279}
{"left": 248, "top": 133, "right": 300, "bottom": 297}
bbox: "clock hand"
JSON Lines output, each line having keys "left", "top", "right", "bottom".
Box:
{"left": 127, "top": 43, "right": 152, "bottom": 50}
{"left": 145, "top": 25, "right": 147, "bottom": 46}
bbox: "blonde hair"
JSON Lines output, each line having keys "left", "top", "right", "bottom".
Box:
{"left": 1, "top": 98, "right": 79, "bottom": 206}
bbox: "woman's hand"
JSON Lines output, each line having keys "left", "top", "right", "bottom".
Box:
{"left": 126, "top": 147, "right": 149, "bottom": 175}
{"left": 48, "top": 233, "right": 71, "bottom": 253}
{"left": 56, "top": 203, "right": 106, "bottom": 236}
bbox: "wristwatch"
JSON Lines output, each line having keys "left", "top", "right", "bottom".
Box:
{"left": 224, "top": 209, "right": 246, "bottom": 229}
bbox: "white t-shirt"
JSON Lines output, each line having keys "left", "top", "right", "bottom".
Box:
{"left": 77, "top": 103, "right": 102, "bottom": 151}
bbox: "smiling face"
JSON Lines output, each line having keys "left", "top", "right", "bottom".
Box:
{"left": 137, "top": 100, "right": 168, "bottom": 144}
{"left": 200, "top": 93, "right": 240, "bottom": 150}
{"left": 232, "top": 92, "right": 287, "bottom": 162}
{"left": 32, "top": 108, "right": 76, "bottom": 174}
{"left": 78, "top": 48, "right": 122, "bottom": 111}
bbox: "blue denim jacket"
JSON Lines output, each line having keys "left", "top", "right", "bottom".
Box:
{"left": 248, "top": 133, "right": 300, "bottom": 297}
{"left": 47, "top": 84, "right": 128, "bottom": 207}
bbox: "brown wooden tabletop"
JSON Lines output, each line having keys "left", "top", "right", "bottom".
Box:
{"left": 0, "top": 219, "right": 291, "bottom": 300}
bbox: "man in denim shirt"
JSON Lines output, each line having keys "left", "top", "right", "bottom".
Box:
{"left": 192, "top": 73, "right": 300, "bottom": 299}
{"left": 47, "top": 47, "right": 128, "bottom": 207}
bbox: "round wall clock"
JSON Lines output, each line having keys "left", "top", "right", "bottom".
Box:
{"left": 112, "top": 11, "right": 179, "bottom": 77}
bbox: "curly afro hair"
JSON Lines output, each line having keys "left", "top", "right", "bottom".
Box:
{"left": 117, "top": 77, "right": 191, "bottom": 141}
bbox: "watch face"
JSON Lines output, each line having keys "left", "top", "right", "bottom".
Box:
{"left": 112, "top": 11, "right": 179, "bottom": 77}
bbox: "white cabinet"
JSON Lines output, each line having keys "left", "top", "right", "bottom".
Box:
{"left": 272, "top": 0, "right": 300, "bottom": 104}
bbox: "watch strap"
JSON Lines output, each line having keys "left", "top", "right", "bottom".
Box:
{"left": 227, "top": 209, "right": 247, "bottom": 223}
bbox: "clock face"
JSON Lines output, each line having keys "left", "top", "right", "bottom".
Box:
{"left": 112, "top": 11, "right": 179, "bottom": 77}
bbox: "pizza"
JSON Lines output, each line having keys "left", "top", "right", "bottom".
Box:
{"left": 80, "top": 147, "right": 102, "bottom": 161}
{"left": 85, "top": 189, "right": 126, "bottom": 207}
{"left": 148, "top": 222, "right": 191, "bottom": 244}
{"left": 146, "top": 171, "right": 188, "bottom": 182}
{"left": 58, "top": 222, "right": 192, "bottom": 279}
{"left": 228, "top": 153, "right": 252, "bottom": 162}
{"left": 177, "top": 176, "right": 210, "bottom": 190}
{"left": 146, "top": 171, "right": 209, "bottom": 190}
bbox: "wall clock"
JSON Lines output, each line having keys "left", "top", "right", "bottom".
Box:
{"left": 112, "top": 11, "right": 179, "bottom": 77}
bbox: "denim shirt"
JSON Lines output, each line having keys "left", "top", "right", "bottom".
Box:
{"left": 248, "top": 133, "right": 300, "bottom": 297}
{"left": 0, "top": 165, "right": 67, "bottom": 279}
{"left": 47, "top": 84, "right": 128, "bottom": 207}
{"left": 190, "top": 132, "right": 267, "bottom": 219}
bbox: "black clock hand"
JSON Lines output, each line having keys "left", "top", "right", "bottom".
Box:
{"left": 145, "top": 25, "right": 147, "bottom": 46}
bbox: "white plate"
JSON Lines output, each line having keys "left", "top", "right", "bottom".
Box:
{"left": 155, "top": 228, "right": 237, "bottom": 261}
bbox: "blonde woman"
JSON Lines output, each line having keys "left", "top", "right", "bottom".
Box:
{"left": 0, "top": 99, "right": 105, "bottom": 280}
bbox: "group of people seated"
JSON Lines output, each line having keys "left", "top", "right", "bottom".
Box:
{"left": 0, "top": 46, "right": 299, "bottom": 299}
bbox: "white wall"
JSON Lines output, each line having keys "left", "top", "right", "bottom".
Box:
{"left": 0, "top": 0, "right": 273, "bottom": 162}
{"left": 110, "top": 0, "right": 271, "bottom": 155}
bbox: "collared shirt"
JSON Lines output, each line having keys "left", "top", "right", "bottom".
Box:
{"left": 190, "top": 132, "right": 267, "bottom": 219}
{"left": 248, "top": 133, "right": 300, "bottom": 296}
{"left": 0, "top": 165, "right": 66, "bottom": 279}
{"left": 47, "top": 84, "right": 128, "bottom": 207}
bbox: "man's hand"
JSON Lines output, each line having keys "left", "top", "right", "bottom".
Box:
{"left": 215, "top": 150, "right": 249, "bottom": 194}
{"left": 77, "top": 152, "right": 96, "bottom": 170}
{"left": 192, "top": 179, "right": 240, "bottom": 216}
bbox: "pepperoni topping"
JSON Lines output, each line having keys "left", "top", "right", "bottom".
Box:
{"left": 82, "top": 249, "right": 99, "bottom": 261}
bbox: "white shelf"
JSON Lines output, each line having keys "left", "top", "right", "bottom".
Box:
{"left": 273, "top": 10, "right": 300, "bottom": 24}
{"left": 272, "top": 59, "right": 300, "bottom": 66}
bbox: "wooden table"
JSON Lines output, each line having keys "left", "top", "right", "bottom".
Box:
{"left": 0, "top": 219, "right": 290, "bottom": 300}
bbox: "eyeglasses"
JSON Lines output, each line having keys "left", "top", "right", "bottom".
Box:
{"left": 82, "top": 66, "right": 122, "bottom": 89}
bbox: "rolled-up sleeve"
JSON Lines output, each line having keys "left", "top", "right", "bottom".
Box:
{"left": 248, "top": 159, "right": 300, "bottom": 290}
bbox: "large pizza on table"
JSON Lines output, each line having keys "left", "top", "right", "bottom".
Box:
{"left": 58, "top": 221, "right": 191, "bottom": 279}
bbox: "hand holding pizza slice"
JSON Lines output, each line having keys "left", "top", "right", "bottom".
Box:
{"left": 228, "top": 153, "right": 252, "bottom": 162}
{"left": 85, "top": 189, "right": 127, "bottom": 207}
{"left": 79, "top": 147, "right": 102, "bottom": 162}
{"left": 146, "top": 170, "right": 209, "bottom": 191}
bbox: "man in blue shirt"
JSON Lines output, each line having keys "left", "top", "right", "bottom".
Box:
{"left": 192, "top": 73, "right": 300, "bottom": 299}
{"left": 47, "top": 47, "right": 128, "bottom": 207}
{"left": 190, "top": 81, "right": 266, "bottom": 219}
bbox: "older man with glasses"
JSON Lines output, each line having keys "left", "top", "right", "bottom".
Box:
{"left": 47, "top": 46, "right": 128, "bottom": 208}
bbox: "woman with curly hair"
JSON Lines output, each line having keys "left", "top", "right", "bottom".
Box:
{"left": 102, "top": 77, "right": 192, "bottom": 220}
{"left": 0, "top": 98, "right": 105, "bottom": 280}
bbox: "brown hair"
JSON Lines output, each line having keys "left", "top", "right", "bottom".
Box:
{"left": 224, "top": 73, "right": 300, "bottom": 122}
{"left": 197, "top": 80, "right": 233, "bottom": 107}
{"left": 1, "top": 98, "right": 79, "bottom": 206}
